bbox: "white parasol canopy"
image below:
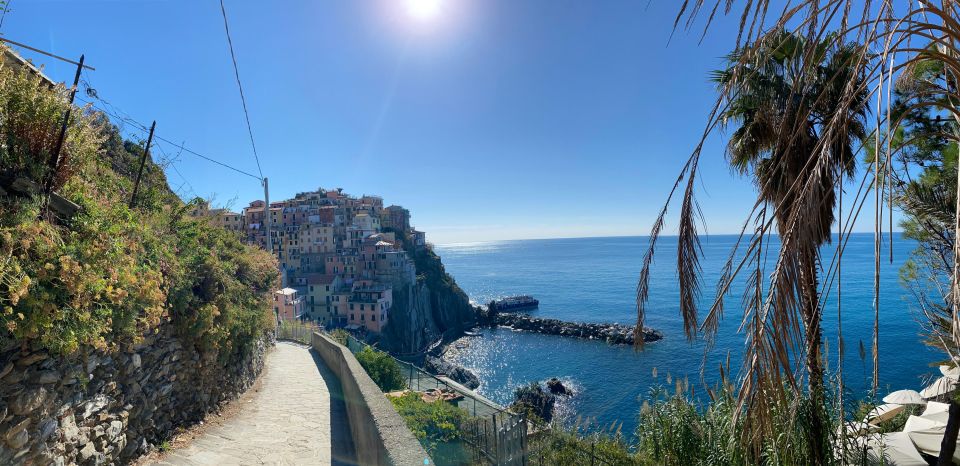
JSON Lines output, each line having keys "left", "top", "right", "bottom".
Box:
{"left": 883, "top": 389, "right": 926, "bottom": 405}
{"left": 923, "top": 401, "right": 951, "bottom": 417}
{"left": 866, "top": 432, "right": 929, "bottom": 466}
{"left": 941, "top": 364, "right": 960, "bottom": 381}
{"left": 909, "top": 426, "right": 960, "bottom": 462}
{"left": 921, "top": 376, "right": 958, "bottom": 399}
{"left": 904, "top": 415, "right": 945, "bottom": 432}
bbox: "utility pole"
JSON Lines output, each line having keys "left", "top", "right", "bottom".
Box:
{"left": 263, "top": 177, "right": 273, "bottom": 255}
{"left": 129, "top": 121, "right": 156, "bottom": 208}
{"left": 44, "top": 54, "right": 84, "bottom": 197}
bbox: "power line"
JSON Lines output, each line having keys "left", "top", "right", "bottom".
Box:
{"left": 0, "top": 0, "right": 14, "bottom": 33}
{"left": 219, "top": 0, "right": 264, "bottom": 180}
{"left": 154, "top": 135, "right": 262, "bottom": 181}
{"left": 0, "top": 36, "right": 94, "bottom": 70}
{"left": 75, "top": 94, "right": 263, "bottom": 181}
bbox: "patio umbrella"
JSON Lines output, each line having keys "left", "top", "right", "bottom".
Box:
{"left": 909, "top": 426, "right": 960, "bottom": 463}
{"left": 923, "top": 401, "right": 951, "bottom": 417}
{"left": 866, "top": 432, "right": 929, "bottom": 466}
{"left": 904, "top": 415, "right": 945, "bottom": 432}
{"left": 864, "top": 403, "right": 906, "bottom": 425}
{"left": 921, "top": 376, "right": 957, "bottom": 399}
{"left": 941, "top": 364, "right": 960, "bottom": 381}
{"left": 883, "top": 389, "right": 925, "bottom": 405}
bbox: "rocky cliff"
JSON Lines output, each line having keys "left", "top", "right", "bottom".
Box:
{"left": 379, "top": 237, "right": 478, "bottom": 355}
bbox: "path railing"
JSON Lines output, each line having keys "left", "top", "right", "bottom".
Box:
{"left": 277, "top": 320, "right": 319, "bottom": 345}
{"left": 341, "top": 333, "right": 528, "bottom": 465}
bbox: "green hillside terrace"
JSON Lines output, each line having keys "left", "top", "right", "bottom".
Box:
{"left": 0, "top": 59, "right": 278, "bottom": 360}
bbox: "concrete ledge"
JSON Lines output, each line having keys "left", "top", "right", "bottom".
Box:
{"left": 311, "top": 332, "right": 431, "bottom": 466}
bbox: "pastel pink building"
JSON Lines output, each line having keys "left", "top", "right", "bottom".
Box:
{"left": 273, "top": 288, "right": 305, "bottom": 321}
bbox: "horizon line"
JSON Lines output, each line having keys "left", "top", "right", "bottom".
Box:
{"left": 433, "top": 230, "right": 905, "bottom": 247}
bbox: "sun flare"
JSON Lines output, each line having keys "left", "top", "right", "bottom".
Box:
{"left": 405, "top": 0, "right": 443, "bottom": 22}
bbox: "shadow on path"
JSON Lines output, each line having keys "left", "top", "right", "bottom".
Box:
{"left": 310, "top": 348, "right": 358, "bottom": 466}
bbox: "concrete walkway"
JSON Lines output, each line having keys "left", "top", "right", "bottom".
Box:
{"left": 152, "top": 342, "right": 356, "bottom": 465}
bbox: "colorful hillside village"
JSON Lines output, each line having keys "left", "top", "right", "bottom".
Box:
{"left": 190, "top": 188, "right": 427, "bottom": 334}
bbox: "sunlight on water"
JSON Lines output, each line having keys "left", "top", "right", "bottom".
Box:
{"left": 435, "top": 234, "right": 942, "bottom": 436}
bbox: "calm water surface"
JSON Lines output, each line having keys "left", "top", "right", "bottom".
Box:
{"left": 435, "top": 234, "right": 941, "bottom": 436}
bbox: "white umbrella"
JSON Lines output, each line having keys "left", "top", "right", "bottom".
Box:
{"left": 921, "top": 376, "right": 958, "bottom": 399}
{"left": 883, "top": 389, "right": 925, "bottom": 405}
{"left": 909, "top": 426, "right": 960, "bottom": 463}
{"left": 941, "top": 364, "right": 960, "bottom": 381}
{"left": 866, "top": 432, "right": 929, "bottom": 466}
{"left": 904, "top": 414, "right": 945, "bottom": 432}
{"left": 924, "top": 401, "right": 951, "bottom": 417}
{"left": 922, "top": 409, "right": 951, "bottom": 425}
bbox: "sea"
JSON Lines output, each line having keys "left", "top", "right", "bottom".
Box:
{"left": 434, "top": 233, "right": 943, "bottom": 436}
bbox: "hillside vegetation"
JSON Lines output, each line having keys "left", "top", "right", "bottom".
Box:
{"left": 0, "top": 60, "right": 277, "bottom": 361}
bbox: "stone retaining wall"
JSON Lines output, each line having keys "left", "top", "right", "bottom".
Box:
{"left": 311, "top": 332, "right": 430, "bottom": 466}
{"left": 0, "top": 323, "right": 269, "bottom": 465}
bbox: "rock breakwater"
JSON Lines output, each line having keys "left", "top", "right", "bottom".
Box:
{"left": 494, "top": 314, "right": 662, "bottom": 345}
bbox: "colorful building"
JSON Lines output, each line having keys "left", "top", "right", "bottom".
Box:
{"left": 273, "top": 288, "right": 305, "bottom": 321}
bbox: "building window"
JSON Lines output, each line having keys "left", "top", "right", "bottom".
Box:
{"left": 350, "top": 304, "right": 354, "bottom": 310}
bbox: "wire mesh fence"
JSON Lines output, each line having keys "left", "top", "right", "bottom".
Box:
{"left": 276, "top": 320, "right": 319, "bottom": 345}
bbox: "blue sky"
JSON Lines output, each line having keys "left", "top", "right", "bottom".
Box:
{"left": 6, "top": 1, "right": 890, "bottom": 244}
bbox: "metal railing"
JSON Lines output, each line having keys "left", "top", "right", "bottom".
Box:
{"left": 341, "top": 333, "right": 528, "bottom": 465}
{"left": 276, "top": 320, "right": 319, "bottom": 345}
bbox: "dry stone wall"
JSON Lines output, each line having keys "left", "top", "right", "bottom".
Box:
{"left": 0, "top": 323, "right": 270, "bottom": 465}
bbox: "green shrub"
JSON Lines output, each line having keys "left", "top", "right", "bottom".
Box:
{"left": 0, "top": 55, "right": 278, "bottom": 359}
{"left": 355, "top": 345, "right": 406, "bottom": 392}
{"left": 329, "top": 328, "right": 350, "bottom": 346}
{"left": 529, "top": 427, "right": 642, "bottom": 466}
{"left": 389, "top": 392, "right": 466, "bottom": 452}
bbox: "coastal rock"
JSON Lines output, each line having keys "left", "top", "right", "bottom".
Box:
{"left": 547, "top": 378, "right": 572, "bottom": 396}
{"left": 511, "top": 382, "right": 556, "bottom": 423}
{"left": 424, "top": 356, "right": 480, "bottom": 390}
{"left": 378, "top": 244, "right": 479, "bottom": 355}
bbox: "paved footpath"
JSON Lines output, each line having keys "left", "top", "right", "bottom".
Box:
{"left": 152, "top": 342, "right": 356, "bottom": 465}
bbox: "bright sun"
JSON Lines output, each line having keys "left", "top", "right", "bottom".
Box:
{"left": 405, "top": 0, "right": 443, "bottom": 21}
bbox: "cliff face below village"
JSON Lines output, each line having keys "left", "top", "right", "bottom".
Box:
{"left": 380, "top": 237, "right": 478, "bottom": 355}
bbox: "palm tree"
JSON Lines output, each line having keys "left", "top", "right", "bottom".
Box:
{"left": 714, "top": 32, "right": 868, "bottom": 461}
{"left": 642, "top": 1, "right": 960, "bottom": 464}
{"left": 635, "top": 31, "right": 869, "bottom": 462}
